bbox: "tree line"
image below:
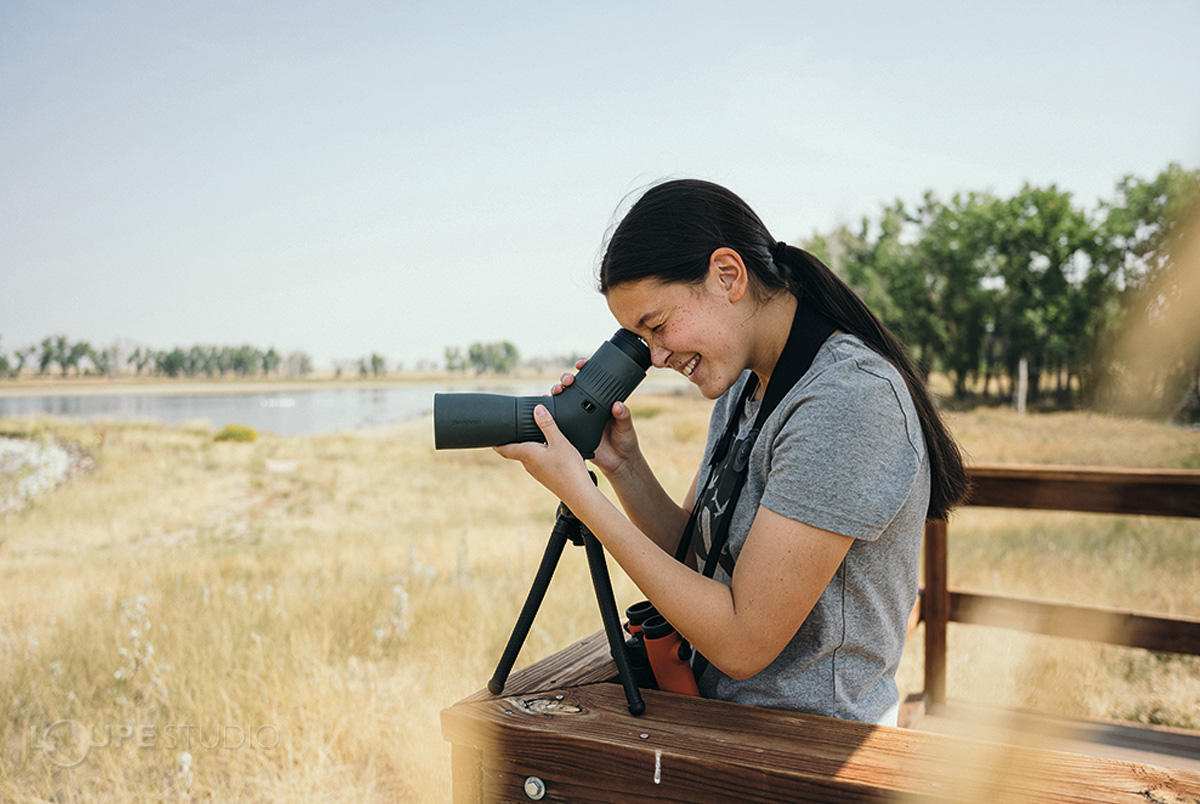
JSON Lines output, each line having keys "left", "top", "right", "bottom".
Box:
{"left": 0, "top": 338, "right": 316, "bottom": 380}
{"left": 444, "top": 341, "right": 520, "bottom": 374}
{"left": 804, "top": 162, "right": 1200, "bottom": 420}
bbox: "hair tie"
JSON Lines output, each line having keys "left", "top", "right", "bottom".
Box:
{"left": 770, "top": 241, "right": 788, "bottom": 264}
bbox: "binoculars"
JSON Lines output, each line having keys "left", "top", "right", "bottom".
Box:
{"left": 625, "top": 600, "right": 700, "bottom": 697}
{"left": 433, "top": 329, "right": 651, "bottom": 459}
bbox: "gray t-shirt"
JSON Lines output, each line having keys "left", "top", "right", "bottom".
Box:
{"left": 691, "top": 333, "right": 930, "bottom": 724}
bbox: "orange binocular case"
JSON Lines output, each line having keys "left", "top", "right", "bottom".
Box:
{"left": 624, "top": 601, "right": 699, "bottom": 697}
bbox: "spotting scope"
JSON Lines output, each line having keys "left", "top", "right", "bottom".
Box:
{"left": 433, "top": 329, "right": 651, "bottom": 459}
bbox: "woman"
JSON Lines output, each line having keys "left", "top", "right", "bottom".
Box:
{"left": 495, "top": 179, "right": 968, "bottom": 726}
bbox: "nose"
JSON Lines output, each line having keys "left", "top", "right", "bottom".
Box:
{"left": 650, "top": 344, "right": 671, "bottom": 369}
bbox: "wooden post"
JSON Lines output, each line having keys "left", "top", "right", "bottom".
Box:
{"left": 1016, "top": 356, "right": 1028, "bottom": 414}
{"left": 923, "top": 519, "right": 949, "bottom": 707}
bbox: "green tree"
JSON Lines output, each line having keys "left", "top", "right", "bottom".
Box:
{"left": 185, "top": 346, "right": 210, "bottom": 377}
{"left": 913, "top": 192, "right": 997, "bottom": 398}
{"left": 92, "top": 346, "right": 112, "bottom": 377}
{"left": 370, "top": 353, "right": 386, "bottom": 376}
{"left": 231, "top": 346, "right": 260, "bottom": 376}
{"left": 828, "top": 200, "right": 941, "bottom": 380}
{"left": 157, "top": 348, "right": 186, "bottom": 378}
{"left": 38, "top": 336, "right": 60, "bottom": 375}
{"left": 14, "top": 345, "right": 35, "bottom": 377}
{"left": 465, "top": 341, "right": 520, "bottom": 374}
{"left": 816, "top": 184, "right": 1110, "bottom": 407}
{"left": 215, "top": 346, "right": 234, "bottom": 377}
{"left": 0, "top": 339, "right": 23, "bottom": 378}
{"left": 444, "top": 346, "right": 466, "bottom": 372}
{"left": 127, "top": 347, "right": 154, "bottom": 376}
{"left": 65, "top": 340, "right": 92, "bottom": 376}
{"left": 988, "top": 185, "right": 1100, "bottom": 405}
{"left": 262, "top": 347, "right": 281, "bottom": 376}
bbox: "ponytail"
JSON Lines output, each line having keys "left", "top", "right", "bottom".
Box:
{"left": 775, "top": 243, "right": 970, "bottom": 520}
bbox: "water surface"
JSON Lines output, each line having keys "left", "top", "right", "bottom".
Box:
{"left": 0, "top": 384, "right": 547, "bottom": 437}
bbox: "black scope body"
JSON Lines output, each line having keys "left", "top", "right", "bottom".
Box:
{"left": 433, "top": 329, "right": 651, "bottom": 459}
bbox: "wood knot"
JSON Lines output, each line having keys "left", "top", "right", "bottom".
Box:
{"left": 510, "top": 696, "right": 585, "bottom": 716}
{"left": 1141, "top": 791, "right": 1200, "bottom": 804}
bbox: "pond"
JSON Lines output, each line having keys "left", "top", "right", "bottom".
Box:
{"left": 0, "top": 384, "right": 550, "bottom": 437}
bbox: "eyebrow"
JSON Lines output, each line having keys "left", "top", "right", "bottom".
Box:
{"left": 636, "top": 310, "right": 661, "bottom": 331}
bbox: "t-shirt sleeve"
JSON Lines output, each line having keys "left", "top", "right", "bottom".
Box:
{"left": 758, "top": 361, "right": 924, "bottom": 541}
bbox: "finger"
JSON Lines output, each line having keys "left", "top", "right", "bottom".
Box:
{"left": 493, "top": 443, "right": 531, "bottom": 460}
{"left": 532, "top": 404, "right": 565, "bottom": 444}
{"left": 575, "top": 358, "right": 587, "bottom": 370}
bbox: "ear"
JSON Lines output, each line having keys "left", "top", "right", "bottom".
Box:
{"left": 709, "top": 248, "right": 748, "bottom": 303}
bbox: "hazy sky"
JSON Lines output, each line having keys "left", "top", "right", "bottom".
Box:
{"left": 3, "top": 1, "right": 1198, "bottom": 369}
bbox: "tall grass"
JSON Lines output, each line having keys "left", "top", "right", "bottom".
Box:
{"left": 1, "top": 398, "right": 1197, "bottom": 801}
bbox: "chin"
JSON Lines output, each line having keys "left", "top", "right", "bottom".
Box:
{"left": 695, "top": 376, "right": 730, "bottom": 400}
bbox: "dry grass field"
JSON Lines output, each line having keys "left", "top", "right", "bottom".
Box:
{"left": 1, "top": 391, "right": 1197, "bottom": 802}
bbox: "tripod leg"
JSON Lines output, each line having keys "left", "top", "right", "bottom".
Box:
{"left": 488, "top": 527, "right": 569, "bottom": 695}
{"left": 583, "top": 531, "right": 646, "bottom": 716}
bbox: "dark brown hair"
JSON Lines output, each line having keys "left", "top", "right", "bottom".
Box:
{"left": 600, "top": 179, "right": 969, "bottom": 519}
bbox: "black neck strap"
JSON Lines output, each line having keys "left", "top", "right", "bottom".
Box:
{"left": 674, "top": 298, "right": 837, "bottom": 567}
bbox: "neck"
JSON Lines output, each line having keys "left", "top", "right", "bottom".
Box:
{"left": 748, "top": 292, "right": 799, "bottom": 399}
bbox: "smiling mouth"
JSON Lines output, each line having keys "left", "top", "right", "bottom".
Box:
{"left": 680, "top": 355, "right": 700, "bottom": 377}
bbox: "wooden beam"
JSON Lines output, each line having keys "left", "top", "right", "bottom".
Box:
{"left": 459, "top": 629, "right": 615, "bottom": 705}
{"left": 964, "top": 464, "right": 1200, "bottom": 517}
{"left": 949, "top": 590, "right": 1200, "bottom": 656}
{"left": 441, "top": 682, "right": 1200, "bottom": 803}
{"left": 923, "top": 520, "right": 949, "bottom": 706}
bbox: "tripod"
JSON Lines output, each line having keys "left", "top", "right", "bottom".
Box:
{"left": 487, "top": 474, "right": 645, "bottom": 716}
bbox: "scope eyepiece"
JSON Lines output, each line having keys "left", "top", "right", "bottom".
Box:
{"left": 608, "top": 328, "right": 652, "bottom": 370}
{"left": 433, "top": 329, "right": 650, "bottom": 459}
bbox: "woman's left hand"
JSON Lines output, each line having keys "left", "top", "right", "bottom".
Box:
{"left": 493, "top": 405, "right": 594, "bottom": 504}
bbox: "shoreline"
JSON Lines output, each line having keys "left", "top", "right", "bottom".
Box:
{"left": 0, "top": 374, "right": 544, "bottom": 399}
{"left": 0, "top": 371, "right": 694, "bottom": 399}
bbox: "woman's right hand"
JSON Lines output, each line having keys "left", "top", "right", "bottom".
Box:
{"left": 553, "top": 359, "right": 641, "bottom": 475}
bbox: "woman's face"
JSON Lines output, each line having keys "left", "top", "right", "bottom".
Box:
{"left": 606, "top": 258, "right": 754, "bottom": 400}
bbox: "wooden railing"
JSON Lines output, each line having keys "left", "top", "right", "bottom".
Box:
{"left": 917, "top": 464, "right": 1200, "bottom": 708}
{"left": 442, "top": 464, "right": 1200, "bottom": 803}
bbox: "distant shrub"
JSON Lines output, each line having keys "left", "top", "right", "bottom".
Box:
{"left": 214, "top": 424, "right": 258, "bottom": 443}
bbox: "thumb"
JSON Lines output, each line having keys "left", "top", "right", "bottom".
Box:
{"left": 533, "top": 404, "right": 566, "bottom": 444}
{"left": 610, "top": 401, "right": 634, "bottom": 429}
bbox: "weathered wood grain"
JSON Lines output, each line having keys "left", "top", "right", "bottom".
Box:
{"left": 442, "top": 683, "right": 1200, "bottom": 803}
{"left": 459, "top": 630, "right": 615, "bottom": 705}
